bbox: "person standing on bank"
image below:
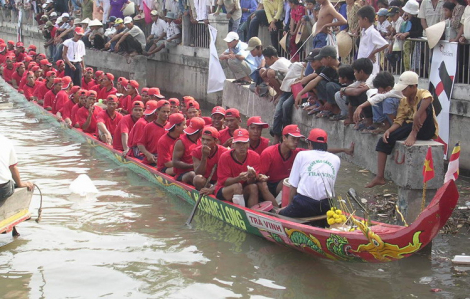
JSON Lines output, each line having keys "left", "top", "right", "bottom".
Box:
{"left": 279, "top": 128, "right": 340, "bottom": 220}
{"left": 62, "top": 27, "right": 86, "bottom": 87}
{"left": 0, "top": 134, "right": 34, "bottom": 201}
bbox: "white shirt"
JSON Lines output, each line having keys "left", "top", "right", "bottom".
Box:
{"left": 288, "top": 150, "right": 340, "bottom": 200}
{"left": 358, "top": 26, "right": 388, "bottom": 76}
{"left": 269, "top": 57, "right": 291, "bottom": 74}
{"left": 418, "top": 0, "right": 444, "bottom": 37}
{"left": 124, "top": 25, "right": 147, "bottom": 47}
{"left": 63, "top": 38, "right": 86, "bottom": 62}
{"left": 280, "top": 62, "right": 304, "bottom": 92}
{"left": 166, "top": 21, "right": 181, "bottom": 40}
{"left": 392, "top": 17, "right": 404, "bottom": 51}
{"left": 151, "top": 18, "right": 168, "bottom": 38}
{"left": 377, "top": 19, "right": 390, "bottom": 35}
{"left": 0, "top": 134, "right": 18, "bottom": 184}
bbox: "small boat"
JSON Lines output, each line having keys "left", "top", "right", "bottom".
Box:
{"left": 3, "top": 78, "right": 460, "bottom": 263}
{"left": 0, "top": 188, "right": 33, "bottom": 237}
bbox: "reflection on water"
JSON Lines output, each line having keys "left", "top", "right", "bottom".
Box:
{"left": 0, "top": 92, "right": 469, "bottom": 298}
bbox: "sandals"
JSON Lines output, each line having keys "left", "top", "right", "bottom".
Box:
{"left": 236, "top": 80, "right": 251, "bottom": 85}
{"left": 329, "top": 114, "right": 347, "bottom": 121}
{"left": 353, "top": 123, "right": 368, "bottom": 131}
{"left": 316, "top": 111, "right": 333, "bottom": 118}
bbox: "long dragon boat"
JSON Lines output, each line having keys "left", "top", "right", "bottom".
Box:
{"left": 2, "top": 78, "right": 459, "bottom": 263}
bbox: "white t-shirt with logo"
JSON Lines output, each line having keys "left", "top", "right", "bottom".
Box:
{"left": 288, "top": 150, "right": 340, "bottom": 200}
{"left": 0, "top": 134, "right": 18, "bottom": 184}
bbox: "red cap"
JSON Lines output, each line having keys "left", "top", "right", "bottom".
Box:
{"left": 5, "top": 55, "right": 14, "bottom": 60}
{"left": 28, "top": 44, "right": 37, "bottom": 51}
{"left": 143, "top": 100, "right": 159, "bottom": 115}
{"left": 165, "top": 113, "right": 185, "bottom": 130}
{"left": 156, "top": 100, "right": 170, "bottom": 109}
{"left": 95, "top": 70, "right": 104, "bottom": 77}
{"left": 31, "top": 66, "right": 40, "bottom": 72}
{"left": 53, "top": 78, "right": 62, "bottom": 84}
{"left": 75, "top": 27, "right": 85, "bottom": 35}
{"left": 7, "top": 40, "right": 15, "bottom": 45}
{"left": 282, "top": 124, "right": 304, "bottom": 138}
{"left": 40, "top": 59, "right": 52, "bottom": 66}
{"left": 78, "top": 89, "right": 88, "bottom": 96}
{"left": 23, "top": 56, "right": 33, "bottom": 62}
{"left": 232, "top": 128, "right": 250, "bottom": 143}
{"left": 307, "top": 128, "right": 328, "bottom": 143}
{"left": 28, "top": 51, "right": 36, "bottom": 56}
{"left": 186, "top": 100, "right": 200, "bottom": 111}
{"left": 107, "top": 95, "right": 118, "bottom": 103}
{"left": 85, "top": 67, "right": 94, "bottom": 73}
{"left": 70, "top": 85, "right": 81, "bottom": 94}
{"left": 14, "top": 62, "right": 24, "bottom": 69}
{"left": 56, "top": 60, "right": 65, "bottom": 66}
{"left": 129, "top": 80, "right": 139, "bottom": 89}
{"left": 182, "top": 96, "right": 195, "bottom": 104}
{"left": 61, "top": 76, "right": 72, "bottom": 87}
{"left": 87, "top": 90, "right": 97, "bottom": 97}
{"left": 0, "top": 43, "right": 6, "bottom": 51}
{"left": 38, "top": 53, "right": 47, "bottom": 59}
{"left": 148, "top": 87, "right": 164, "bottom": 99}
{"left": 247, "top": 116, "right": 269, "bottom": 129}
{"left": 0, "top": 38, "right": 4, "bottom": 43}
{"left": 118, "top": 77, "right": 128, "bottom": 87}
{"left": 225, "top": 108, "right": 240, "bottom": 118}
{"left": 141, "top": 87, "right": 149, "bottom": 94}
{"left": 168, "top": 98, "right": 180, "bottom": 106}
{"left": 211, "top": 106, "right": 226, "bottom": 116}
{"left": 46, "top": 70, "right": 56, "bottom": 77}
{"left": 105, "top": 73, "right": 114, "bottom": 81}
{"left": 16, "top": 42, "right": 24, "bottom": 48}
{"left": 202, "top": 126, "right": 220, "bottom": 139}
{"left": 132, "top": 101, "right": 145, "bottom": 109}
{"left": 184, "top": 117, "right": 205, "bottom": 135}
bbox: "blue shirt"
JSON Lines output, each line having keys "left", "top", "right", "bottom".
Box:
{"left": 245, "top": 53, "right": 264, "bottom": 73}
{"left": 240, "top": 0, "right": 257, "bottom": 22}
{"left": 283, "top": 2, "right": 290, "bottom": 26}
{"left": 224, "top": 41, "right": 248, "bottom": 56}
{"left": 339, "top": 3, "right": 348, "bottom": 31}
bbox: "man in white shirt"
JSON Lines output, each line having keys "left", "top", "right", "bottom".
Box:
{"left": 0, "top": 134, "right": 34, "bottom": 201}
{"left": 145, "top": 10, "right": 168, "bottom": 52}
{"left": 219, "top": 31, "right": 251, "bottom": 84}
{"left": 116, "top": 16, "right": 147, "bottom": 56}
{"left": 259, "top": 45, "right": 292, "bottom": 98}
{"left": 279, "top": 128, "right": 340, "bottom": 223}
{"left": 62, "top": 27, "right": 86, "bottom": 86}
{"left": 146, "top": 12, "right": 182, "bottom": 56}
{"left": 418, "top": 0, "right": 445, "bottom": 36}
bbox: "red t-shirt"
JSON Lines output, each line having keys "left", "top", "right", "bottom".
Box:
{"left": 71, "top": 104, "right": 82, "bottom": 125}
{"left": 137, "top": 121, "right": 167, "bottom": 164}
{"left": 128, "top": 118, "right": 149, "bottom": 148}
{"left": 50, "top": 26, "right": 57, "bottom": 39}
{"left": 113, "top": 114, "right": 138, "bottom": 151}
{"left": 96, "top": 110, "right": 123, "bottom": 137}
{"left": 43, "top": 90, "right": 56, "bottom": 111}
{"left": 250, "top": 137, "right": 270, "bottom": 155}
{"left": 59, "top": 99, "right": 76, "bottom": 120}
{"left": 52, "top": 90, "right": 69, "bottom": 114}
{"left": 15, "top": 52, "right": 26, "bottom": 62}
{"left": 33, "top": 81, "right": 52, "bottom": 101}
{"left": 259, "top": 144, "right": 304, "bottom": 183}
{"left": 0, "top": 53, "right": 7, "bottom": 64}
{"left": 156, "top": 133, "right": 178, "bottom": 171}
{"left": 218, "top": 128, "right": 235, "bottom": 145}
{"left": 90, "top": 84, "right": 102, "bottom": 93}
{"left": 11, "top": 71, "right": 23, "bottom": 87}
{"left": 215, "top": 149, "right": 260, "bottom": 195}
{"left": 125, "top": 94, "right": 142, "bottom": 113}
{"left": 191, "top": 144, "right": 228, "bottom": 181}
{"left": 173, "top": 134, "right": 201, "bottom": 176}
{"left": 56, "top": 70, "right": 65, "bottom": 78}
{"left": 81, "top": 77, "right": 95, "bottom": 90}
{"left": 97, "top": 86, "right": 117, "bottom": 100}
{"left": 75, "top": 105, "right": 104, "bottom": 133}
{"left": 22, "top": 83, "right": 36, "bottom": 101}
{"left": 18, "top": 73, "right": 27, "bottom": 90}
{"left": 2, "top": 66, "right": 14, "bottom": 83}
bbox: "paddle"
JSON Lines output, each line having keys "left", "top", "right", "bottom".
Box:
{"left": 185, "top": 164, "right": 217, "bottom": 226}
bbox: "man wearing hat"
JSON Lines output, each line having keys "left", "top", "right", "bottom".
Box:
{"left": 113, "top": 101, "right": 145, "bottom": 154}
{"left": 244, "top": 37, "right": 265, "bottom": 84}
{"left": 75, "top": 90, "right": 104, "bottom": 134}
{"left": 219, "top": 108, "right": 241, "bottom": 146}
{"left": 279, "top": 128, "right": 340, "bottom": 221}
{"left": 146, "top": 12, "right": 181, "bottom": 56}
{"left": 114, "top": 16, "right": 146, "bottom": 55}
{"left": 1, "top": 56, "right": 15, "bottom": 84}
{"left": 366, "top": 71, "right": 438, "bottom": 188}
{"left": 96, "top": 95, "right": 124, "bottom": 145}
{"left": 14, "top": 42, "right": 26, "bottom": 63}
{"left": 62, "top": 27, "right": 86, "bottom": 86}
{"left": 145, "top": 10, "right": 168, "bottom": 52}
{"left": 218, "top": 32, "right": 251, "bottom": 84}
{"left": 32, "top": 70, "right": 56, "bottom": 104}
{"left": 157, "top": 113, "right": 187, "bottom": 174}
{"left": 211, "top": 106, "right": 226, "bottom": 131}
{"left": 127, "top": 100, "right": 159, "bottom": 158}
{"left": 247, "top": 116, "right": 270, "bottom": 155}
{"left": 97, "top": 73, "right": 117, "bottom": 100}
{"left": 104, "top": 18, "right": 126, "bottom": 51}
{"left": 0, "top": 42, "right": 9, "bottom": 64}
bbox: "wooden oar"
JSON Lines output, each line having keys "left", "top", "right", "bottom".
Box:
{"left": 185, "top": 164, "right": 217, "bottom": 226}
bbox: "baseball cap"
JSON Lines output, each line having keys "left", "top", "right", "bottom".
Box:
{"left": 387, "top": 6, "right": 400, "bottom": 16}
{"left": 211, "top": 106, "right": 226, "bottom": 116}
{"left": 53, "top": 78, "right": 62, "bottom": 84}
{"left": 141, "top": 87, "right": 149, "bottom": 93}
{"left": 129, "top": 80, "right": 139, "bottom": 89}
{"left": 87, "top": 90, "right": 97, "bottom": 97}
{"left": 282, "top": 124, "right": 305, "bottom": 138}
{"left": 165, "top": 113, "right": 185, "bottom": 130}
{"left": 148, "top": 87, "right": 164, "bottom": 99}
{"left": 46, "top": 70, "right": 56, "bottom": 77}
{"left": 31, "top": 66, "right": 40, "bottom": 72}
{"left": 16, "top": 42, "right": 24, "bottom": 48}
{"left": 377, "top": 8, "right": 389, "bottom": 16}
{"left": 184, "top": 117, "right": 205, "bottom": 135}
{"left": 107, "top": 95, "right": 118, "bottom": 102}
{"left": 132, "top": 101, "right": 145, "bottom": 109}
{"left": 50, "top": 12, "right": 58, "bottom": 18}
{"left": 40, "top": 59, "right": 52, "bottom": 66}
{"left": 123, "top": 16, "right": 133, "bottom": 24}
{"left": 28, "top": 44, "right": 37, "bottom": 51}
{"left": 246, "top": 37, "right": 262, "bottom": 51}
{"left": 314, "top": 46, "right": 337, "bottom": 60}
{"left": 7, "top": 40, "right": 15, "bottom": 45}
{"left": 182, "top": 95, "right": 195, "bottom": 103}
{"left": 94, "top": 70, "right": 104, "bottom": 78}
{"left": 0, "top": 43, "right": 6, "bottom": 51}
{"left": 169, "top": 98, "right": 180, "bottom": 106}
{"left": 394, "top": 71, "right": 419, "bottom": 91}
{"left": 70, "top": 85, "right": 81, "bottom": 94}
{"left": 150, "top": 10, "right": 159, "bottom": 16}
{"left": 85, "top": 67, "right": 94, "bottom": 73}
{"left": 61, "top": 12, "right": 70, "bottom": 18}
{"left": 143, "top": 100, "right": 159, "bottom": 115}
{"left": 232, "top": 128, "right": 250, "bottom": 143}
{"left": 114, "top": 18, "right": 124, "bottom": 26}
{"left": 38, "top": 53, "right": 47, "bottom": 59}
{"left": 202, "top": 126, "right": 220, "bottom": 139}
{"left": 247, "top": 116, "right": 269, "bottom": 128}
{"left": 307, "top": 128, "right": 328, "bottom": 143}
{"left": 105, "top": 73, "right": 114, "bottom": 81}
{"left": 225, "top": 108, "right": 240, "bottom": 118}
{"left": 224, "top": 32, "right": 240, "bottom": 42}
{"left": 305, "top": 48, "right": 321, "bottom": 61}
{"left": 75, "top": 27, "right": 85, "bottom": 35}
{"left": 186, "top": 100, "right": 200, "bottom": 110}
{"left": 23, "top": 56, "right": 33, "bottom": 62}
{"left": 118, "top": 77, "right": 129, "bottom": 87}
{"left": 107, "top": 16, "right": 117, "bottom": 23}
{"left": 56, "top": 60, "right": 65, "bottom": 66}
{"left": 61, "top": 76, "right": 72, "bottom": 88}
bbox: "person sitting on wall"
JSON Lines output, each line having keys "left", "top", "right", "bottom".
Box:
{"left": 104, "top": 18, "right": 127, "bottom": 52}
{"left": 217, "top": 32, "right": 252, "bottom": 85}
{"left": 145, "top": 12, "right": 182, "bottom": 56}
{"left": 114, "top": 16, "right": 147, "bottom": 56}
{"left": 257, "top": 45, "right": 291, "bottom": 99}
{"left": 145, "top": 10, "right": 168, "bottom": 53}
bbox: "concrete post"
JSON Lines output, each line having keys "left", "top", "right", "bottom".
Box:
{"left": 208, "top": 14, "right": 229, "bottom": 56}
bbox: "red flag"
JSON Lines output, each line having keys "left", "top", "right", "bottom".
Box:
{"left": 423, "top": 146, "right": 435, "bottom": 183}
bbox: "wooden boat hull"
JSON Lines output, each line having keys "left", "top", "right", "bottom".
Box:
{"left": 3, "top": 79, "right": 460, "bottom": 263}
{"left": 0, "top": 188, "right": 33, "bottom": 235}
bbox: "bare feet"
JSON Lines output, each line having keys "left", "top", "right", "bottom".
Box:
{"left": 344, "top": 119, "right": 354, "bottom": 126}
{"left": 404, "top": 132, "right": 417, "bottom": 146}
{"left": 365, "top": 176, "right": 386, "bottom": 188}
{"left": 345, "top": 142, "right": 355, "bottom": 156}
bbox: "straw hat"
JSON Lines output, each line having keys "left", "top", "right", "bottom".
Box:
{"left": 336, "top": 31, "right": 353, "bottom": 58}
{"left": 88, "top": 19, "right": 103, "bottom": 27}
{"left": 425, "top": 21, "right": 445, "bottom": 49}
{"left": 279, "top": 34, "right": 287, "bottom": 52}
{"left": 123, "top": 1, "right": 135, "bottom": 16}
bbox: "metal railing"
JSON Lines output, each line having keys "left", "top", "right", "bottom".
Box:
{"left": 188, "top": 21, "right": 210, "bottom": 48}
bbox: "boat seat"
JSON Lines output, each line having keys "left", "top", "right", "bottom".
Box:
{"left": 257, "top": 210, "right": 327, "bottom": 224}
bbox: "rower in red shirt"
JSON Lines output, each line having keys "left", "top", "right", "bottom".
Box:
{"left": 0, "top": 43, "right": 8, "bottom": 64}
{"left": 81, "top": 67, "right": 95, "bottom": 90}
{"left": 14, "top": 42, "right": 26, "bottom": 62}
{"left": 211, "top": 106, "right": 226, "bottom": 131}
{"left": 89, "top": 70, "right": 104, "bottom": 90}
{"left": 55, "top": 60, "right": 65, "bottom": 78}
{"left": 124, "top": 80, "right": 141, "bottom": 114}
{"left": 215, "top": 128, "right": 263, "bottom": 208}
{"left": 71, "top": 89, "right": 89, "bottom": 126}
{"left": 97, "top": 73, "right": 117, "bottom": 100}
{"left": 116, "top": 77, "right": 129, "bottom": 110}
{"left": 52, "top": 76, "right": 73, "bottom": 114}
{"left": 33, "top": 70, "right": 56, "bottom": 104}
{"left": 137, "top": 100, "right": 170, "bottom": 165}
{"left": 192, "top": 126, "right": 228, "bottom": 193}
{"left": 127, "top": 100, "right": 159, "bottom": 159}
{"left": 11, "top": 62, "right": 25, "bottom": 89}
{"left": 96, "top": 95, "right": 124, "bottom": 145}
{"left": 247, "top": 116, "right": 270, "bottom": 155}
{"left": 21, "top": 71, "right": 36, "bottom": 101}
{"left": 39, "top": 58, "right": 53, "bottom": 75}
{"left": 172, "top": 117, "right": 205, "bottom": 183}
{"left": 156, "top": 113, "right": 186, "bottom": 175}
{"left": 185, "top": 100, "right": 201, "bottom": 126}
{"left": 168, "top": 98, "right": 180, "bottom": 114}
{"left": 147, "top": 87, "right": 165, "bottom": 101}
{"left": 113, "top": 101, "right": 144, "bottom": 154}
{"left": 57, "top": 86, "right": 82, "bottom": 127}
{"left": 2, "top": 56, "right": 15, "bottom": 84}
{"left": 140, "top": 87, "right": 150, "bottom": 105}
{"left": 75, "top": 90, "right": 103, "bottom": 135}
{"left": 218, "top": 108, "right": 241, "bottom": 147}
{"left": 43, "top": 78, "right": 63, "bottom": 112}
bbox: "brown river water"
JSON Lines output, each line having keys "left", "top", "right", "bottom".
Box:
{"left": 0, "top": 87, "right": 469, "bottom": 299}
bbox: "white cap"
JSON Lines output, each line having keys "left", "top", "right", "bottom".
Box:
{"left": 150, "top": 10, "right": 158, "bottom": 16}
{"left": 50, "top": 12, "right": 57, "bottom": 17}
{"left": 42, "top": 3, "right": 47, "bottom": 8}
{"left": 56, "top": 16, "right": 63, "bottom": 24}
{"left": 61, "top": 12, "right": 70, "bottom": 18}
{"left": 224, "top": 31, "right": 239, "bottom": 42}
{"left": 88, "top": 19, "right": 103, "bottom": 27}
{"left": 394, "top": 71, "right": 419, "bottom": 91}
{"left": 80, "top": 18, "right": 90, "bottom": 24}
{"left": 123, "top": 16, "right": 133, "bottom": 24}
{"left": 46, "top": 0, "right": 52, "bottom": 3}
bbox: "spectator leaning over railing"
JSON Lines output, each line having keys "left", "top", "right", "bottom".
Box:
{"left": 248, "top": 0, "right": 284, "bottom": 51}
{"left": 400, "top": 0, "right": 423, "bottom": 71}
{"left": 448, "top": 0, "right": 467, "bottom": 42}
{"left": 453, "top": 0, "right": 470, "bottom": 43}
{"left": 214, "top": 0, "right": 242, "bottom": 32}
{"left": 259, "top": 45, "right": 291, "bottom": 100}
